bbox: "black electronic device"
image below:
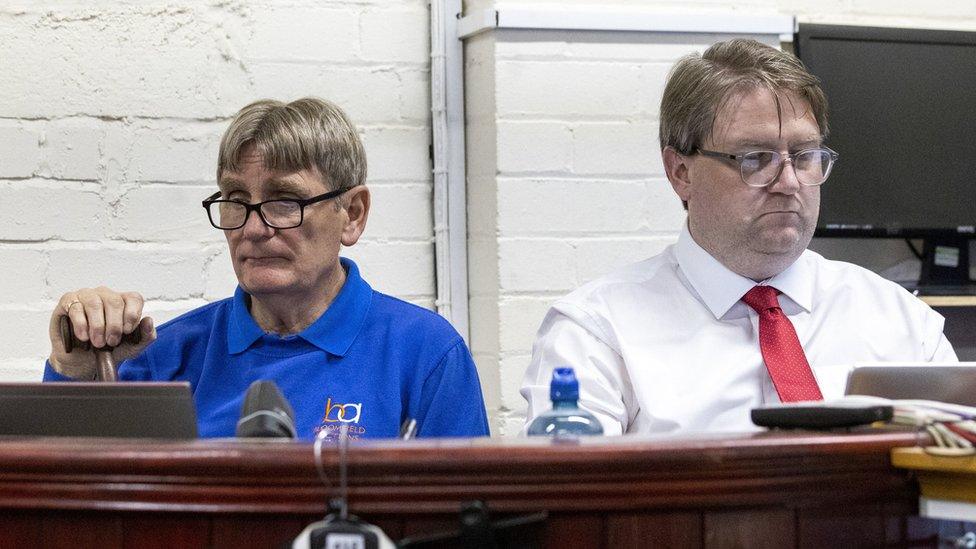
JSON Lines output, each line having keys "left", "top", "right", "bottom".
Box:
{"left": 0, "top": 382, "right": 197, "bottom": 439}
{"left": 398, "top": 501, "right": 547, "bottom": 549}
{"left": 235, "top": 380, "right": 296, "bottom": 439}
{"left": 795, "top": 24, "right": 976, "bottom": 291}
{"left": 751, "top": 402, "right": 894, "bottom": 429}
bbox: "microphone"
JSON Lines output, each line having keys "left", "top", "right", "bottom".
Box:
{"left": 236, "top": 380, "right": 297, "bottom": 439}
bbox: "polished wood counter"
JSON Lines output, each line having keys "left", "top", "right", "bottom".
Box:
{"left": 0, "top": 431, "right": 936, "bottom": 548}
{"left": 893, "top": 447, "right": 976, "bottom": 522}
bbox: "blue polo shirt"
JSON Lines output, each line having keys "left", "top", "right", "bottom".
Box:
{"left": 44, "top": 258, "right": 490, "bottom": 440}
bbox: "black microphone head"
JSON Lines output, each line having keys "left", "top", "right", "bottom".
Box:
{"left": 236, "top": 380, "right": 297, "bottom": 439}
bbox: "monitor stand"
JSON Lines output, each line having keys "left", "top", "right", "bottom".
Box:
{"left": 913, "top": 235, "right": 976, "bottom": 295}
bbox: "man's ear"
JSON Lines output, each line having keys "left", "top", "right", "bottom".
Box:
{"left": 340, "top": 186, "right": 370, "bottom": 247}
{"left": 662, "top": 146, "right": 693, "bottom": 204}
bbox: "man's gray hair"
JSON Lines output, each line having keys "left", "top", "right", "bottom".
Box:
{"left": 659, "top": 39, "right": 829, "bottom": 153}
{"left": 218, "top": 97, "right": 367, "bottom": 191}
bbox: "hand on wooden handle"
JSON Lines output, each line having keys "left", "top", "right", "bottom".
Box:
{"left": 48, "top": 288, "right": 156, "bottom": 380}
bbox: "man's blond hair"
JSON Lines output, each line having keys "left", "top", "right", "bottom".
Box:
{"left": 218, "top": 97, "right": 366, "bottom": 192}
{"left": 659, "top": 39, "right": 829, "bottom": 153}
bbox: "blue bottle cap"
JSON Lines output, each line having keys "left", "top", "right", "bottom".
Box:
{"left": 550, "top": 367, "right": 579, "bottom": 401}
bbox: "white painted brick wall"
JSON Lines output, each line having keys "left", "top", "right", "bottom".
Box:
{"left": 1, "top": 181, "right": 108, "bottom": 241}
{"left": 0, "top": 249, "right": 48, "bottom": 305}
{"left": 41, "top": 120, "right": 105, "bottom": 181}
{"left": 572, "top": 122, "right": 661, "bottom": 175}
{"left": 0, "top": 1, "right": 434, "bottom": 382}
{"left": 496, "top": 178, "right": 650, "bottom": 234}
{"left": 0, "top": 124, "right": 42, "bottom": 178}
{"left": 466, "top": 1, "right": 976, "bottom": 436}
{"left": 496, "top": 121, "right": 573, "bottom": 173}
{"left": 4, "top": 0, "right": 976, "bottom": 436}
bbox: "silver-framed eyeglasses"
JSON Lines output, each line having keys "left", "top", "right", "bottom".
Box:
{"left": 202, "top": 188, "right": 349, "bottom": 230}
{"left": 696, "top": 147, "right": 839, "bottom": 188}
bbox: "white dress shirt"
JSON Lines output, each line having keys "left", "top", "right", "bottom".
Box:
{"left": 521, "top": 225, "right": 958, "bottom": 435}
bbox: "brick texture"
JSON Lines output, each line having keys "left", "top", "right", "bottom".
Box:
{"left": 465, "top": 1, "right": 976, "bottom": 437}
{"left": 0, "top": 1, "right": 435, "bottom": 382}
{"left": 3, "top": 0, "right": 976, "bottom": 436}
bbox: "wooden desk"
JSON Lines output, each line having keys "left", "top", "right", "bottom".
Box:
{"left": 0, "top": 432, "right": 934, "bottom": 548}
{"left": 919, "top": 296, "right": 976, "bottom": 308}
{"left": 892, "top": 447, "right": 976, "bottom": 522}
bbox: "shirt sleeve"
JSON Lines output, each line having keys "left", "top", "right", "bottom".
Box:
{"left": 521, "top": 304, "right": 631, "bottom": 436}
{"left": 41, "top": 354, "right": 155, "bottom": 382}
{"left": 413, "top": 339, "right": 490, "bottom": 437}
{"left": 117, "top": 352, "right": 154, "bottom": 381}
{"left": 42, "top": 360, "right": 76, "bottom": 381}
{"left": 928, "top": 333, "right": 959, "bottom": 362}
{"left": 921, "top": 305, "right": 959, "bottom": 362}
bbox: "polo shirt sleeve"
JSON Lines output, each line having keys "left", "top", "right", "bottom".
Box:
{"left": 41, "top": 354, "right": 155, "bottom": 382}
{"left": 117, "top": 352, "right": 154, "bottom": 381}
{"left": 414, "top": 339, "right": 490, "bottom": 437}
{"left": 42, "top": 360, "right": 75, "bottom": 381}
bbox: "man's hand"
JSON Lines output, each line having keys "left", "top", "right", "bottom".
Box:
{"left": 48, "top": 287, "right": 157, "bottom": 380}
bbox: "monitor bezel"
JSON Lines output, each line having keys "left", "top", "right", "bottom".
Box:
{"left": 795, "top": 23, "right": 976, "bottom": 240}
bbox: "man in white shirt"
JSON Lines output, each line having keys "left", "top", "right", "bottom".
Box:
{"left": 521, "top": 38, "right": 957, "bottom": 436}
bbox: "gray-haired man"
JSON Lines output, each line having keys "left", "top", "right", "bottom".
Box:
{"left": 45, "top": 98, "right": 489, "bottom": 440}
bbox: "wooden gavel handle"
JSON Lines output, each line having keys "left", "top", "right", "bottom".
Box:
{"left": 58, "top": 316, "right": 142, "bottom": 382}
{"left": 58, "top": 315, "right": 142, "bottom": 353}
{"left": 95, "top": 351, "right": 118, "bottom": 382}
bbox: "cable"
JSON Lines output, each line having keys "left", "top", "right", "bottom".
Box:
{"left": 905, "top": 238, "right": 924, "bottom": 260}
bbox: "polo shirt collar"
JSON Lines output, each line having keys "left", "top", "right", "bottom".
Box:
{"left": 674, "top": 223, "right": 813, "bottom": 318}
{"left": 226, "top": 257, "right": 373, "bottom": 356}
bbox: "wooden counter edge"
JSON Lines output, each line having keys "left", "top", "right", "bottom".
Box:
{"left": 892, "top": 447, "right": 976, "bottom": 504}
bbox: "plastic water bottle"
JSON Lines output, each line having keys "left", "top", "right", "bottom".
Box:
{"left": 527, "top": 367, "right": 604, "bottom": 437}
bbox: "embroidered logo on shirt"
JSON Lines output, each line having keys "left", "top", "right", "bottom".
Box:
{"left": 314, "top": 397, "right": 366, "bottom": 439}
{"left": 323, "top": 398, "right": 362, "bottom": 423}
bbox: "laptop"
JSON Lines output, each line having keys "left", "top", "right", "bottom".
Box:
{"left": 844, "top": 363, "right": 976, "bottom": 407}
{"left": 0, "top": 382, "right": 197, "bottom": 439}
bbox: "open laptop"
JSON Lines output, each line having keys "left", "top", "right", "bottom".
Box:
{"left": 844, "top": 363, "right": 976, "bottom": 407}
{"left": 0, "top": 382, "right": 197, "bottom": 439}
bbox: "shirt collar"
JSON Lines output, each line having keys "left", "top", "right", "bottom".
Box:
{"left": 227, "top": 257, "right": 373, "bottom": 356}
{"left": 674, "top": 223, "right": 813, "bottom": 318}
{"left": 766, "top": 252, "right": 813, "bottom": 313}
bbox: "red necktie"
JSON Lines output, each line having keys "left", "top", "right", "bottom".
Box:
{"left": 741, "top": 285, "right": 823, "bottom": 402}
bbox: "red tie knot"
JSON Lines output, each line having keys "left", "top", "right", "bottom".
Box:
{"left": 742, "top": 285, "right": 781, "bottom": 313}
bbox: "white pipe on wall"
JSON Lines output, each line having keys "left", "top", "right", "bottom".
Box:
{"left": 430, "top": 0, "right": 470, "bottom": 342}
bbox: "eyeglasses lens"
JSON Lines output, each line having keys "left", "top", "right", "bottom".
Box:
{"left": 216, "top": 202, "right": 247, "bottom": 229}
{"left": 261, "top": 201, "right": 302, "bottom": 228}
{"left": 741, "top": 150, "right": 833, "bottom": 187}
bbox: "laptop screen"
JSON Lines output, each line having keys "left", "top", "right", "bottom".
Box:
{"left": 845, "top": 363, "right": 976, "bottom": 407}
{"left": 0, "top": 382, "right": 197, "bottom": 439}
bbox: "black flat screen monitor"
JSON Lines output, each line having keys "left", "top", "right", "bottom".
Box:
{"left": 796, "top": 24, "right": 976, "bottom": 290}
{"left": 0, "top": 382, "right": 197, "bottom": 439}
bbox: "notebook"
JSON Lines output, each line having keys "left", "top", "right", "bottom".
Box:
{"left": 844, "top": 363, "right": 976, "bottom": 407}
{"left": 0, "top": 382, "right": 197, "bottom": 439}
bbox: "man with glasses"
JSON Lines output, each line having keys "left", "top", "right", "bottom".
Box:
{"left": 44, "top": 97, "right": 489, "bottom": 440}
{"left": 522, "top": 39, "right": 957, "bottom": 436}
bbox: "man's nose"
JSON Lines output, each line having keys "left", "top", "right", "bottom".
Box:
{"left": 240, "top": 208, "right": 275, "bottom": 238}
{"left": 767, "top": 157, "right": 802, "bottom": 195}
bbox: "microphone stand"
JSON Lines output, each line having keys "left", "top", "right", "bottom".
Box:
{"left": 295, "top": 425, "right": 395, "bottom": 549}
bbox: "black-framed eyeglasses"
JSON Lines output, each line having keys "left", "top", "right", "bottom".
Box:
{"left": 696, "top": 147, "right": 839, "bottom": 188}
{"left": 201, "top": 187, "right": 349, "bottom": 230}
